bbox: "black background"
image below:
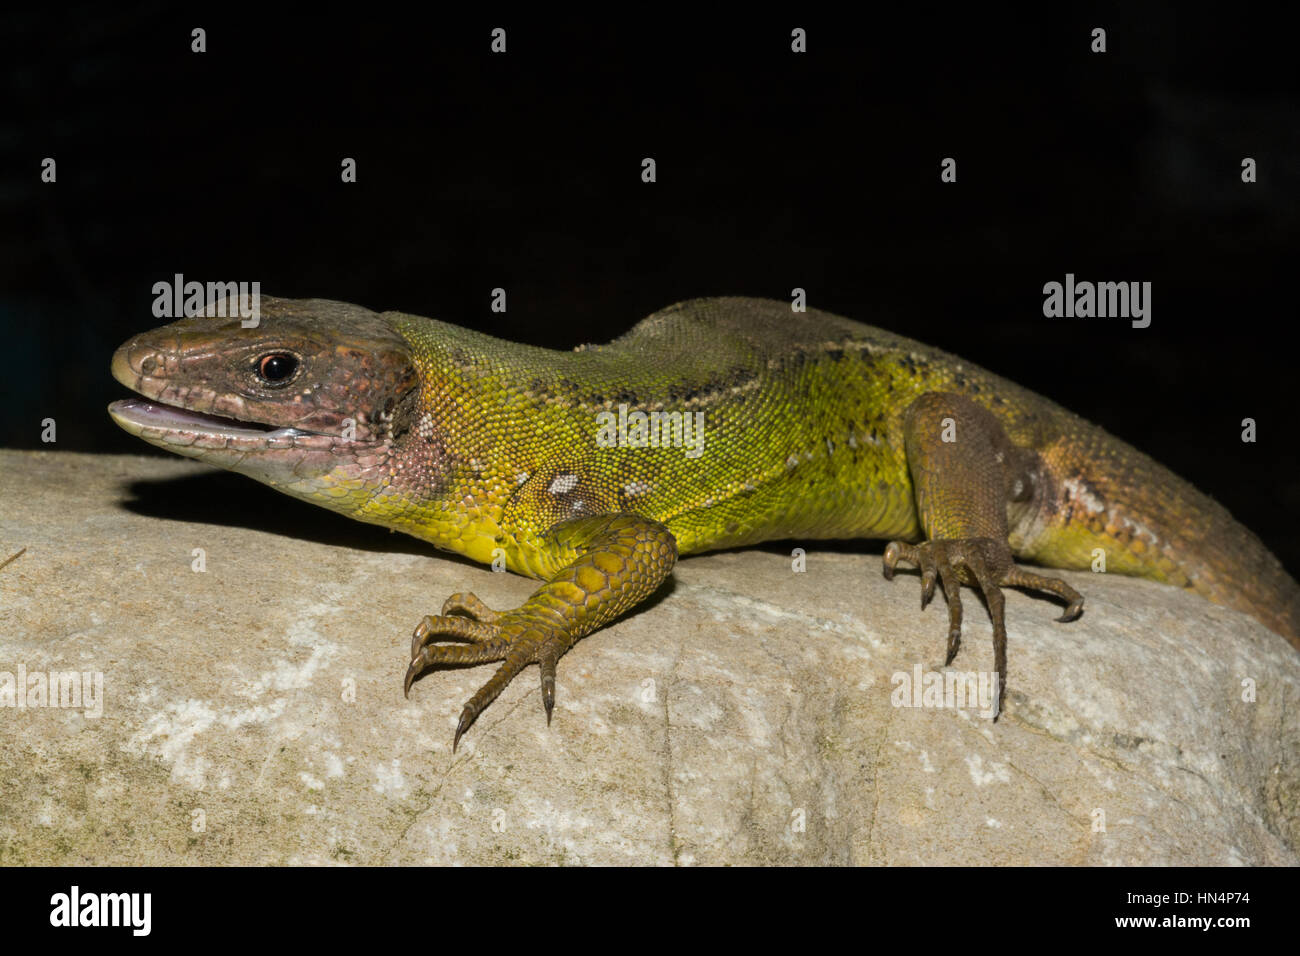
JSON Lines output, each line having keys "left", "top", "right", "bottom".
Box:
{"left": 0, "top": 863, "right": 1284, "bottom": 936}
{"left": 2, "top": 5, "right": 1297, "bottom": 571}
{"left": 4, "top": 863, "right": 1286, "bottom": 938}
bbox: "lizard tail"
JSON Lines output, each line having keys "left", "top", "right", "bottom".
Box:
{"left": 1037, "top": 426, "right": 1300, "bottom": 649}
{"left": 1173, "top": 496, "right": 1300, "bottom": 649}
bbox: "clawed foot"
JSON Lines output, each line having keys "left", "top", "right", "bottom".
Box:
{"left": 405, "top": 591, "right": 570, "bottom": 751}
{"left": 883, "top": 538, "right": 1084, "bottom": 718}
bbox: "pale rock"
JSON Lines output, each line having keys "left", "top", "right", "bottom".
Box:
{"left": 0, "top": 450, "right": 1296, "bottom": 864}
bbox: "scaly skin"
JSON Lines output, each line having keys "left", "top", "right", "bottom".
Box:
{"left": 108, "top": 296, "right": 1300, "bottom": 743}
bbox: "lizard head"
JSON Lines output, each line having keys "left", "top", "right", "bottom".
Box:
{"left": 108, "top": 296, "right": 435, "bottom": 519}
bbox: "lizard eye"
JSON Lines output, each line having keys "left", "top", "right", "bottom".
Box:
{"left": 256, "top": 352, "right": 299, "bottom": 386}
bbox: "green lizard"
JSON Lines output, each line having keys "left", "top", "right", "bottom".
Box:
{"left": 107, "top": 296, "right": 1300, "bottom": 747}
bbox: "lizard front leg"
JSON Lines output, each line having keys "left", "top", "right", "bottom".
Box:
{"left": 404, "top": 513, "right": 677, "bottom": 750}
{"left": 882, "top": 392, "right": 1083, "bottom": 718}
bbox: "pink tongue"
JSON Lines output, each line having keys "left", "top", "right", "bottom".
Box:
{"left": 109, "top": 398, "right": 291, "bottom": 435}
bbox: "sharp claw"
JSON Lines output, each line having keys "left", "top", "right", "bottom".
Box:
{"left": 453, "top": 706, "right": 474, "bottom": 753}
{"left": 882, "top": 541, "right": 901, "bottom": 578}
{"left": 542, "top": 677, "right": 555, "bottom": 724}
{"left": 1057, "top": 597, "right": 1085, "bottom": 622}
{"left": 945, "top": 628, "right": 961, "bottom": 665}
{"left": 920, "top": 571, "right": 936, "bottom": 608}
{"left": 404, "top": 657, "right": 420, "bottom": 699}
{"left": 410, "top": 616, "right": 436, "bottom": 659}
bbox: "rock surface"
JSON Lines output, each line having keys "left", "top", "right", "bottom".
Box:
{"left": 0, "top": 449, "right": 1297, "bottom": 865}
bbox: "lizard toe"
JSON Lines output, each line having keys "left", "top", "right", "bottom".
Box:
{"left": 440, "top": 591, "right": 502, "bottom": 623}
{"left": 411, "top": 614, "right": 501, "bottom": 658}
{"left": 404, "top": 639, "right": 510, "bottom": 698}
{"left": 999, "top": 566, "right": 1086, "bottom": 623}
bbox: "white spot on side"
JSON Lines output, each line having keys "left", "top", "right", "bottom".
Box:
{"left": 1062, "top": 478, "right": 1162, "bottom": 546}
{"left": 786, "top": 454, "right": 799, "bottom": 469}
{"left": 623, "top": 480, "right": 652, "bottom": 497}
{"left": 1061, "top": 477, "right": 1107, "bottom": 515}
{"left": 515, "top": 472, "right": 530, "bottom": 486}
{"left": 548, "top": 473, "right": 579, "bottom": 495}
{"left": 1121, "top": 515, "right": 1161, "bottom": 546}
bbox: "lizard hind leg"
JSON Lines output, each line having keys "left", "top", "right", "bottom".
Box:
{"left": 883, "top": 392, "right": 1085, "bottom": 719}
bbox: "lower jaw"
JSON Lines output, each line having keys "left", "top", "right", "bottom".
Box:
{"left": 117, "top": 421, "right": 390, "bottom": 495}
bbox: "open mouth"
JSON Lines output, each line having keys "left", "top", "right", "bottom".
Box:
{"left": 107, "top": 397, "right": 337, "bottom": 449}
